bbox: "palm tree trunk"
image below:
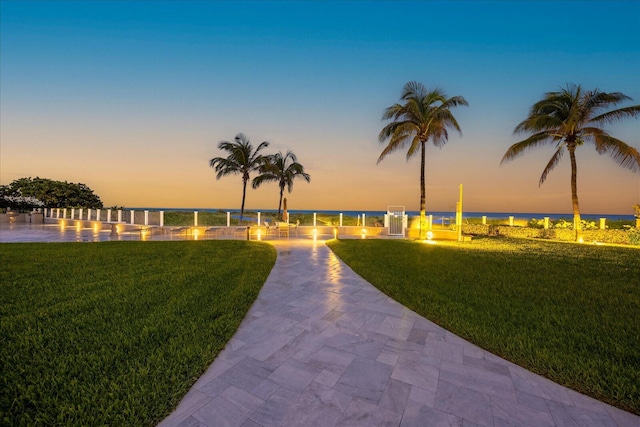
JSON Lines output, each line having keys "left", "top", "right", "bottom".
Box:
{"left": 240, "top": 179, "right": 247, "bottom": 224}
{"left": 278, "top": 185, "right": 284, "bottom": 220}
{"left": 568, "top": 146, "right": 583, "bottom": 242}
{"left": 419, "top": 140, "right": 427, "bottom": 240}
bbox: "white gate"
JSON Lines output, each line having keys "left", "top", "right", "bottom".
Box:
{"left": 385, "top": 206, "right": 407, "bottom": 236}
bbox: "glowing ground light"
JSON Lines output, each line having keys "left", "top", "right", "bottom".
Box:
{"left": 422, "top": 231, "right": 437, "bottom": 244}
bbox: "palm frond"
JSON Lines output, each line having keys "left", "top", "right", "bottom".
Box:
{"left": 501, "top": 131, "right": 557, "bottom": 164}
{"left": 592, "top": 134, "right": 640, "bottom": 172}
{"left": 590, "top": 105, "right": 640, "bottom": 124}
{"left": 252, "top": 174, "right": 277, "bottom": 189}
{"left": 539, "top": 146, "right": 564, "bottom": 185}
{"left": 378, "top": 122, "right": 416, "bottom": 162}
{"left": 405, "top": 135, "right": 423, "bottom": 159}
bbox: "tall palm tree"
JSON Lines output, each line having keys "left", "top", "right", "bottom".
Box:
{"left": 501, "top": 84, "right": 640, "bottom": 242}
{"left": 209, "top": 133, "right": 269, "bottom": 223}
{"left": 253, "top": 150, "right": 310, "bottom": 220}
{"left": 378, "top": 81, "right": 468, "bottom": 239}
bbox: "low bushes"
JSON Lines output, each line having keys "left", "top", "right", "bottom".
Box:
{"left": 462, "top": 224, "right": 638, "bottom": 245}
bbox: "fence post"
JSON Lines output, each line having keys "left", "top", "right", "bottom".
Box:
{"left": 118, "top": 210, "right": 123, "bottom": 223}
{"left": 63, "top": 208, "right": 67, "bottom": 219}
{"left": 87, "top": 209, "right": 92, "bottom": 221}
{"left": 428, "top": 214, "right": 433, "bottom": 230}
{"left": 144, "top": 210, "right": 149, "bottom": 226}
{"left": 544, "top": 217, "right": 550, "bottom": 229}
{"left": 482, "top": 215, "right": 487, "bottom": 225}
{"left": 159, "top": 211, "right": 164, "bottom": 227}
{"left": 71, "top": 208, "right": 75, "bottom": 220}
{"left": 107, "top": 209, "right": 112, "bottom": 222}
{"left": 599, "top": 218, "right": 606, "bottom": 230}
{"left": 194, "top": 211, "right": 198, "bottom": 227}
{"left": 509, "top": 216, "right": 514, "bottom": 226}
{"left": 339, "top": 213, "right": 343, "bottom": 227}
{"left": 96, "top": 209, "right": 101, "bottom": 222}
{"left": 227, "top": 212, "right": 230, "bottom": 227}
{"left": 363, "top": 213, "right": 366, "bottom": 227}
{"left": 258, "top": 212, "right": 261, "bottom": 226}
{"left": 130, "top": 210, "right": 135, "bottom": 225}
{"left": 313, "top": 213, "right": 317, "bottom": 227}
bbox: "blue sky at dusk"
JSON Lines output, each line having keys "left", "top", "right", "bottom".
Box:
{"left": 1, "top": 1, "right": 639, "bottom": 214}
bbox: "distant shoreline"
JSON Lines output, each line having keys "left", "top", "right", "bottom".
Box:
{"left": 126, "top": 208, "right": 636, "bottom": 221}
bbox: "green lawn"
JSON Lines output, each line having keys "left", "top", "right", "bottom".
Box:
{"left": 327, "top": 237, "right": 640, "bottom": 414}
{"left": 1, "top": 241, "right": 276, "bottom": 426}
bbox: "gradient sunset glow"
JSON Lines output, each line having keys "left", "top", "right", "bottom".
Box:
{"left": 1, "top": 1, "right": 639, "bottom": 214}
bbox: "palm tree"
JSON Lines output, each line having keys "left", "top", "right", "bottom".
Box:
{"left": 253, "top": 150, "right": 310, "bottom": 220}
{"left": 378, "top": 81, "right": 468, "bottom": 239}
{"left": 209, "top": 133, "right": 269, "bottom": 223}
{"left": 501, "top": 84, "right": 640, "bottom": 242}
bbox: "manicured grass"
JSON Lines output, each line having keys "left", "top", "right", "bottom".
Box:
{"left": 327, "top": 237, "right": 640, "bottom": 414}
{"left": 1, "top": 241, "right": 276, "bottom": 426}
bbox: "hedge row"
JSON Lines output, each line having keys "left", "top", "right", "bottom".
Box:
{"left": 462, "top": 224, "right": 639, "bottom": 245}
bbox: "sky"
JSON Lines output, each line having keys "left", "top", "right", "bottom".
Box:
{"left": 1, "top": 0, "right": 639, "bottom": 215}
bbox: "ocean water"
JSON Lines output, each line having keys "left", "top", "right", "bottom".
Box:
{"left": 131, "top": 208, "right": 635, "bottom": 221}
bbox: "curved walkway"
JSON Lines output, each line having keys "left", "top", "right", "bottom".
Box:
{"left": 159, "top": 239, "right": 638, "bottom": 427}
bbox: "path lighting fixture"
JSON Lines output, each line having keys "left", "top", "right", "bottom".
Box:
{"left": 422, "top": 231, "right": 437, "bottom": 244}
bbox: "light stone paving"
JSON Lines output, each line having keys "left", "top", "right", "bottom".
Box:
{"left": 159, "top": 239, "right": 639, "bottom": 427}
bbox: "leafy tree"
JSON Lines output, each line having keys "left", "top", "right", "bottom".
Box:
{"left": 209, "top": 133, "right": 269, "bottom": 222}
{"left": 378, "top": 81, "right": 468, "bottom": 239}
{"left": 501, "top": 84, "right": 640, "bottom": 242}
{"left": 0, "top": 177, "right": 103, "bottom": 209}
{"left": 253, "top": 150, "right": 311, "bottom": 220}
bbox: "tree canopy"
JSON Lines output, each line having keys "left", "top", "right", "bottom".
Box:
{"left": 252, "top": 150, "right": 310, "bottom": 219}
{"left": 378, "top": 81, "right": 467, "bottom": 239}
{"left": 209, "top": 133, "right": 269, "bottom": 222}
{"left": 502, "top": 83, "right": 640, "bottom": 241}
{"left": 0, "top": 177, "right": 103, "bottom": 209}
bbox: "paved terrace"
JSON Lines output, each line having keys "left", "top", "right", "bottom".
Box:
{"left": 2, "top": 224, "right": 638, "bottom": 426}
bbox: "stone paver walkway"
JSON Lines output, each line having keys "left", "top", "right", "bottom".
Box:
{"left": 159, "top": 239, "right": 638, "bottom": 427}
